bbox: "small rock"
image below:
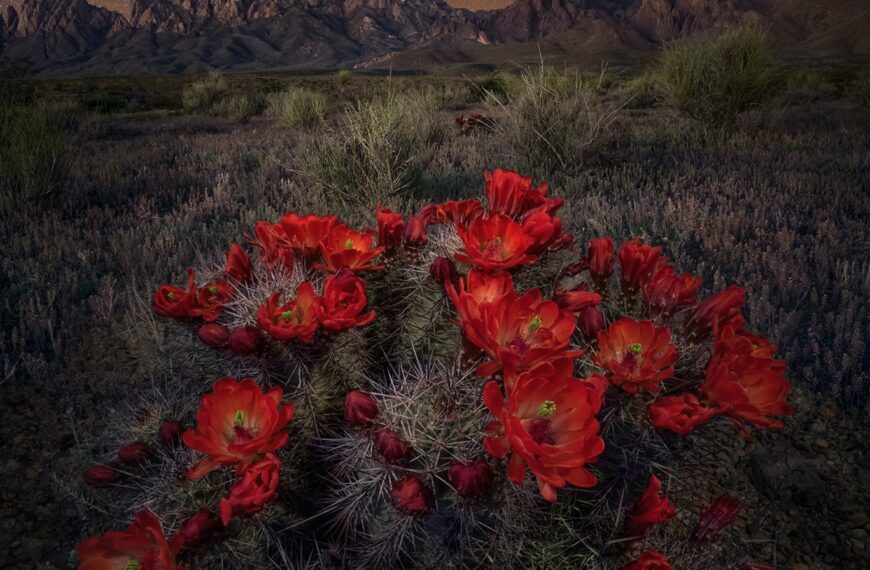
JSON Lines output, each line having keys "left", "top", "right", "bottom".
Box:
{"left": 814, "top": 438, "right": 829, "bottom": 449}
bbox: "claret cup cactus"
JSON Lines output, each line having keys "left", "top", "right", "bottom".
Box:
{"left": 75, "top": 169, "right": 793, "bottom": 569}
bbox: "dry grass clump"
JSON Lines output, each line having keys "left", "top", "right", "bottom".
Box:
{"left": 182, "top": 71, "right": 263, "bottom": 122}
{"left": 267, "top": 87, "right": 330, "bottom": 130}
{"left": 485, "top": 65, "right": 621, "bottom": 177}
{"left": 655, "top": 26, "right": 781, "bottom": 127}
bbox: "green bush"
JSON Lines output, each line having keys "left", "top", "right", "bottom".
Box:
{"left": 621, "top": 74, "right": 659, "bottom": 109}
{"left": 471, "top": 74, "right": 514, "bottom": 102}
{"left": 305, "top": 90, "right": 443, "bottom": 208}
{"left": 0, "top": 101, "right": 78, "bottom": 211}
{"left": 267, "top": 88, "right": 330, "bottom": 130}
{"left": 335, "top": 69, "right": 352, "bottom": 87}
{"left": 655, "top": 26, "right": 780, "bottom": 127}
{"left": 181, "top": 71, "right": 229, "bottom": 114}
{"left": 211, "top": 93, "right": 263, "bottom": 123}
{"left": 485, "top": 65, "right": 620, "bottom": 175}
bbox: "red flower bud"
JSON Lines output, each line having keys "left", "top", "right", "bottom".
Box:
{"left": 177, "top": 508, "right": 221, "bottom": 548}
{"left": 391, "top": 475, "right": 433, "bottom": 515}
{"left": 377, "top": 205, "right": 405, "bottom": 251}
{"left": 374, "top": 428, "right": 409, "bottom": 462}
{"left": 403, "top": 215, "right": 428, "bottom": 247}
{"left": 84, "top": 465, "right": 119, "bottom": 488}
{"left": 344, "top": 391, "right": 379, "bottom": 428}
{"left": 198, "top": 323, "right": 230, "bottom": 348}
{"left": 429, "top": 257, "right": 457, "bottom": 288}
{"left": 448, "top": 460, "right": 493, "bottom": 498}
{"left": 118, "top": 442, "right": 153, "bottom": 466}
{"left": 577, "top": 305, "right": 606, "bottom": 337}
{"left": 158, "top": 420, "right": 185, "bottom": 447}
{"left": 693, "top": 494, "right": 742, "bottom": 541}
{"left": 228, "top": 326, "right": 260, "bottom": 355}
{"left": 225, "top": 243, "right": 253, "bottom": 284}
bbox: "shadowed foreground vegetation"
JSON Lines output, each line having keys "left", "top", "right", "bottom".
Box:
{"left": 0, "top": 39, "right": 868, "bottom": 568}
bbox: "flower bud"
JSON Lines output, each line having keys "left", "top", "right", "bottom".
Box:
{"left": 118, "top": 442, "right": 153, "bottom": 466}
{"left": 429, "top": 257, "right": 457, "bottom": 289}
{"left": 228, "top": 326, "right": 260, "bottom": 355}
{"left": 198, "top": 323, "right": 230, "bottom": 348}
{"left": 158, "top": 420, "right": 185, "bottom": 447}
{"left": 374, "top": 428, "right": 409, "bottom": 462}
{"left": 343, "top": 391, "right": 379, "bottom": 428}
{"left": 391, "top": 475, "right": 433, "bottom": 515}
{"left": 577, "top": 306, "right": 606, "bottom": 337}
{"left": 693, "top": 495, "right": 742, "bottom": 541}
{"left": 177, "top": 508, "right": 221, "bottom": 548}
{"left": 403, "top": 215, "right": 428, "bottom": 247}
{"left": 448, "top": 460, "right": 493, "bottom": 498}
{"left": 84, "top": 465, "right": 119, "bottom": 488}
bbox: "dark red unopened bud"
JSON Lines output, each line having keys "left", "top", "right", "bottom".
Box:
{"left": 198, "top": 323, "right": 230, "bottom": 348}
{"left": 374, "top": 428, "right": 409, "bottom": 462}
{"left": 344, "top": 391, "right": 379, "bottom": 428}
{"left": 429, "top": 257, "right": 457, "bottom": 288}
{"left": 84, "top": 465, "right": 119, "bottom": 488}
{"left": 577, "top": 306, "right": 606, "bottom": 337}
{"left": 403, "top": 215, "right": 428, "bottom": 247}
{"left": 177, "top": 508, "right": 222, "bottom": 548}
{"left": 391, "top": 475, "right": 433, "bottom": 515}
{"left": 448, "top": 460, "right": 493, "bottom": 498}
{"left": 228, "top": 326, "right": 260, "bottom": 355}
{"left": 118, "top": 442, "right": 153, "bottom": 466}
{"left": 158, "top": 420, "right": 185, "bottom": 447}
{"left": 693, "top": 495, "right": 742, "bottom": 541}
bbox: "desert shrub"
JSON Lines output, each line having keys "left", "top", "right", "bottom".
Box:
{"left": 655, "top": 26, "right": 780, "bottom": 127}
{"left": 181, "top": 71, "right": 229, "bottom": 114}
{"left": 79, "top": 91, "right": 129, "bottom": 114}
{"left": 305, "top": 90, "right": 444, "bottom": 208}
{"left": 470, "top": 73, "right": 513, "bottom": 101}
{"left": 0, "top": 101, "right": 78, "bottom": 211}
{"left": 211, "top": 93, "right": 264, "bottom": 123}
{"left": 335, "top": 68, "right": 352, "bottom": 87}
{"left": 267, "top": 87, "right": 330, "bottom": 130}
{"left": 621, "top": 74, "right": 660, "bottom": 109}
{"left": 485, "top": 65, "right": 621, "bottom": 176}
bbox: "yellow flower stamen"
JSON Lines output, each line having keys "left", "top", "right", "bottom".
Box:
{"left": 629, "top": 343, "right": 643, "bottom": 354}
{"left": 538, "top": 400, "right": 556, "bottom": 417}
{"left": 234, "top": 410, "right": 245, "bottom": 427}
{"left": 345, "top": 239, "right": 354, "bottom": 249}
{"left": 166, "top": 291, "right": 176, "bottom": 300}
{"left": 281, "top": 310, "right": 294, "bottom": 321}
{"left": 124, "top": 561, "right": 141, "bottom": 570}
{"left": 528, "top": 315, "right": 543, "bottom": 334}
{"left": 208, "top": 285, "right": 219, "bottom": 295}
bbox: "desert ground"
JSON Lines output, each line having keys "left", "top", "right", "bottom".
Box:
{"left": 1, "top": 51, "right": 869, "bottom": 568}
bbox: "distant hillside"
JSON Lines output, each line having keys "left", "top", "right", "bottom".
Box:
{"left": 1, "top": 0, "right": 867, "bottom": 77}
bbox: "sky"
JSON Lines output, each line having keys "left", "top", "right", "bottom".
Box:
{"left": 2, "top": 0, "right": 514, "bottom": 17}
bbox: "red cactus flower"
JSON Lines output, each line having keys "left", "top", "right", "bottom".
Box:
{"left": 403, "top": 214, "right": 429, "bottom": 247}
{"left": 622, "top": 551, "right": 672, "bottom": 570}
{"left": 84, "top": 465, "right": 119, "bottom": 488}
{"left": 465, "top": 287, "right": 582, "bottom": 378}
{"left": 420, "top": 198, "right": 484, "bottom": 227}
{"left": 219, "top": 453, "right": 282, "bottom": 525}
{"left": 483, "top": 361, "right": 606, "bottom": 503}
{"left": 374, "top": 428, "right": 410, "bottom": 462}
{"left": 183, "top": 377, "right": 294, "bottom": 480}
{"left": 317, "top": 268, "right": 375, "bottom": 331}
{"left": 553, "top": 287, "right": 602, "bottom": 314}
{"left": 376, "top": 205, "right": 404, "bottom": 251}
{"left": 152, "top": 269, "right": 197, "bottom": 319}
{"left": 429, "top": 256, "right": 458, "bottom": 288}
{"left": 198, "top": 323, "right": 230, "bottom": 348}
{"left": 76, "top": 510, "right": 185, "bottom": 570}
{"left": 624, "top": 475, "right": 676, "bottom": 537}
{"left": 118, "top": 442, "right": 153, "bottom": 466}
{"left": 247, "top": 221, "right": 294, "bottom": 270}
{"left": 484, "top": 169, "right": 562, "bottom": 219}
{"left": 521, "top": 210, "right": 567, "bottom": 254}
{"left": 228, "top": 326, "right": 260, "bottom": 354}
{"left": 256, "top": 283, "right": 320, "bottom": 343}
{"left": 317, "top": 225, "right": 385, "bottom": 272}
{"left": 618, "top": 239, "right": 663, "bottom": 290}
{"left": 158, "top": 420, "right": 185, "bottom": 447}
{"left": 391, "top": 475, "right": 433, "bottom": 515}
{"left": 224, "top": 243, "right": 253, "bottom": 284}
{"left": 586, "top": 237, "right": 616, "bottom": 282}
{"left": 693, "top": 494, "right": 742, "bottom": 541}
{"left": 701, "top": 325, "right": 793, "bottom": 430}
{"left": 177, "top": 508, "right": 221, "bottom": 548}
{"left": 279, "top": 212, "right": 339, "bottom": 260}
{"left": 577, "top": 305, "right": 606, "bottom": 337}
{"left": 685, "top": 285, "right": 746, "bottom": 338}
{"left": 447, "top": 269, "right": 514, "bottom": 319}
{"left": 643, "top": 266, "right": 702, "bottom": 317}
{"left": 454, "top": 214, "right": 538, "bottom": 272}
{"left": 648, "top": 393, "right": 716, "bottom": 435}
{"left": 188, "top": 280, "right": 233, "bottom": 322}
{"left": 343, "top": 391, "right": 379, "bottom": 428}
{"left": 595, "top": 318, "right": 679, "bottom": 394}
{"left": 448, "top": 460, "right": 494, "bottom": 498}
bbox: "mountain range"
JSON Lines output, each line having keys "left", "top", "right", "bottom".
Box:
{"left": 1, "top": 0, "right": 868, "bottom": 76}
